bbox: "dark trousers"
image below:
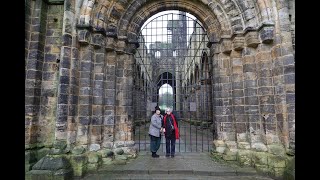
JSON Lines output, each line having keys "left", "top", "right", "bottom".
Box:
{"left": 150, "top": 135, "right": 161, "bottom": 153}
{"left": 165, "top": 134, "right": 176, "bottom": 155}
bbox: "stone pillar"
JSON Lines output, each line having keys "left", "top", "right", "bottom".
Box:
{"left": 89, "top": 32, "right": 106, "bottom": 151}
{"left": 102, "top": 37, "right": 117, "bottom": 148}
{"left": 230, "top": 47, "right": 248, "bottom": 161}
{"left": 38, "top": 3, "right": 65, "bottom": 150}
{"left": 212, "top": 40, "right": 234, "bottom": 154}
{"left": 75, "top": 29, "right": 93, "bottom": 147}
{"left": 25, "top": 0, "right": 47, "bottom": 147}
{"left": 54, "top": 0, "right": 77, "bottom": 150}
{"left": 113, "top": 40, "right": 135, "bottom": 151}
{"left": 273, "top": 0, "right": 295, "bottom": 151}
{"left": 25, "top": 0, "right": 47, "bottom": 172}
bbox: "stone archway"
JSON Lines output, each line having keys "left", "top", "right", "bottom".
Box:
{"left": 25, "top": 0, "right": 295, "bottom": 179}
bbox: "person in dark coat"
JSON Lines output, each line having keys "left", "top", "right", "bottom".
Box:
{"left": 148, "top": 106, "right": 163, "bottom": 158}
{"left": 162, "top": 107, "right": 179, "bottom": 157}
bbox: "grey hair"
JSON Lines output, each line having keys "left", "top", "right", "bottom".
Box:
{"left": 165, "top": 107, "right": 172, "bottom": 113}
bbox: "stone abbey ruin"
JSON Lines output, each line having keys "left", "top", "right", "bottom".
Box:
{"left": 25, "top": 0, "right": 295, "bottom": 179}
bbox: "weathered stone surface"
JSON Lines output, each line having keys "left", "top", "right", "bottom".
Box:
{"left": 89, "top": 144, "right": 101, "bottom": 152}
{"left": 32, "top": 156, "right": 71, "bottom": 171}
{"left": 252, "top": 152, "right": 270, "bottom": 165}
{"left": 244, "top": 30, "right": 260, "bottom": 48}
{"left": 88, "top": 153, "right": 100, "bottom": 163}
{"left": 238, "top": 142, "right": 251, "bottom": 150}
{"left": 223, "top": 149, "right": 237, "bottom": 161}
{"left": 72, "top": 146, "right": 85, "bottom": 155}
{"left": 26, "top": 170, "right": 53, "bottom": 180}
{"left": 102, "top": 157, "right": 113, "bottom": 165}
{"left": 259, "top": 24, "right": 274, "bottom": 44}
{"left": 53, "top": 140, "right": 67, "bottom": 150}
{"left": 268, "top": 155, "right": 287, "bottom": 168}
{"left": 69, "top": 155, "right": 88, "bottom": 177}
{"left": 78, "top": 29, "right": 91, "bottom": 44}
{"left": 232, "top": 35, "right": 245, "bottom": 51}
{"left": 220, "top": 38, "right": 232, "bottom": 53}
{"left": 37, "top": 148, "right": 51, "bottom": 160}
{"left": 114, "top": 148, "right": 124, "bottom": 155}
{"left": 267, "top": 144, "right": 285, "bottom": 156}
{"left": 87, "top": 163, "right": 99, "bottom": 172}
{"left": 237, "top": 150, "right": 252, "bottom": 166}
{"left": 251, "top": 142, "right": 268, "bottom": 152}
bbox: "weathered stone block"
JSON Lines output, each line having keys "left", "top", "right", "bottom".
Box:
{"left": 91, "top": 33, "right": 104, "bottom": 48}
{"left": 267, "top": 144, "right": 285, "bottom": 156}
{"left": 254, "top": 164, "right": 270, "bottom": 174}
{"left": 238, "top": 142, "right": 251, "bottom": 150}
{"left": 259, "top": 24, "right": 274, "bottom": 44}
{"left": 99, "top": 149, "right": 114, "bottom": 158}
{"left": 268, "top": 155, "right": 287, "bottom": 168}
{"left": 88, "top": 153, "right": 100, "bottom": 163}
{"left": 220, "top": 38, "right": 232, "bottom": 54}
{"left": 251, "top": 142, "right": 268, "bottom": 152}
{"left": 232, "top": 34, "right": 245, "bottom": 51}
{"left": 78, "top": 29, "right": 91, "bottom": 45}
{"left": 223, "top": 149, "right": 237, "bottom": 161}
{"left": 102, "top": 157, "right": 113, "bottom": 165}
{"left": 244, "top": 30, "right": 260, "bottom": 48}
{"left": 32, "top": 155, "right": 71, "bottom": 171}
{"left": 114, "top": 148, "right": 124, "bottom": 155}
{"left": 237, "top": 150, "right": 252, "bottom": 166}
{"left": 37, "top": 148, "right": 51, "bottom": 160}
{"left": 26, "top": 170, "right": 53, "bottom": 180}
{"left": 87, "top": 163, "right": 99, "bottom": 172}
{"left": 252, "top": 152, "right": 270, "bottom": 165}
{"left": 237, "top": 133, "right": 249, "bottom": 142}
{"left": 225, "top": 141, "right": 237, "bottom": 149}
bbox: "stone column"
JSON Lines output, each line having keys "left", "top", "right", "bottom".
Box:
{"left": 25, "top": 0, "right": 47, "bottom": 172}
{"left": 89, "top": 32, "right": 106, "bottom": 151}
{"left": 230, "top": 44, "right": 247, "bottom": 162}
{"left": 273, "top": 0, "right": 295, "bottom": 151}
{"left": 113, "top": 40, "right": 135, "bottom": 151}
{"left": 38, "top": 3, "right": 64, "bottom": 150}
{"left": 230, "top": 35, "right": 252, "bottom": 161}
{"left": 212, "top": 40, "right": 234, "bottom": 155}
{"left": 241, "top": 46, "right": 259, "bottom": 165}
{"left": 102, "top": 37, "right": 117, "bottom": 149}
{"left": 75, "top": 29, "right": 93, "bottom": 147}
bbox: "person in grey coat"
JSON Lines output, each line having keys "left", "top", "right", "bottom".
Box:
{"left": 148, "top": 106, "right": 163, "bottom": 158}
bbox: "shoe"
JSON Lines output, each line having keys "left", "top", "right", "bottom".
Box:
{"left": 171, "top": 155, "right": 174, "bottom": 158}
{"left": 165, "top": 154, "right": 170, "bottom": 157}
{"left": 152, "top": 152, "right": 159, "bottom": 158}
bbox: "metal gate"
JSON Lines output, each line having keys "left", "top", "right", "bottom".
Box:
{"left": 133, "top": 11, "right": 214, "bottom": 153}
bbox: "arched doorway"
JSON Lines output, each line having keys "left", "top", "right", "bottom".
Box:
{"left": 133, "top": 11, "right": 214, "bottom": 152}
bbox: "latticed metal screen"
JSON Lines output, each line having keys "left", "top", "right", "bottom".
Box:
{"left": 133, "top": 11, "right": 214, "bottom": 153}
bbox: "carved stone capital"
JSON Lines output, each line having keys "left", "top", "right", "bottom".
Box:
{"left": 220, "top": 38, "right": 232, "bottom": 54}
{"left": 231, "top": 33, "right": 245, "bottom": 51}
{"left": 115, "top": 39, "right": 127, "bottom": 54}
{"left": 91, "top": 33, "right": 105, "bottom": 48}
{"left": 244, "top": 28, "right": 260, "bottom": 48}
{"left": 258, "top": 23, "right": 275, "bottom": 44}
{"left": 77, "top": 29, "right": 91, "bottom": 45}
{"left": 105, "top": 37, "right": 115, "bottom": 51}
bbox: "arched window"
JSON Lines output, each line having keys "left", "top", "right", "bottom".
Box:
{"left": 173, "top": 50, "right": 177, "bottom": 57}
{"left": 155, "top": 51, "right": 161, "bottom": 58}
